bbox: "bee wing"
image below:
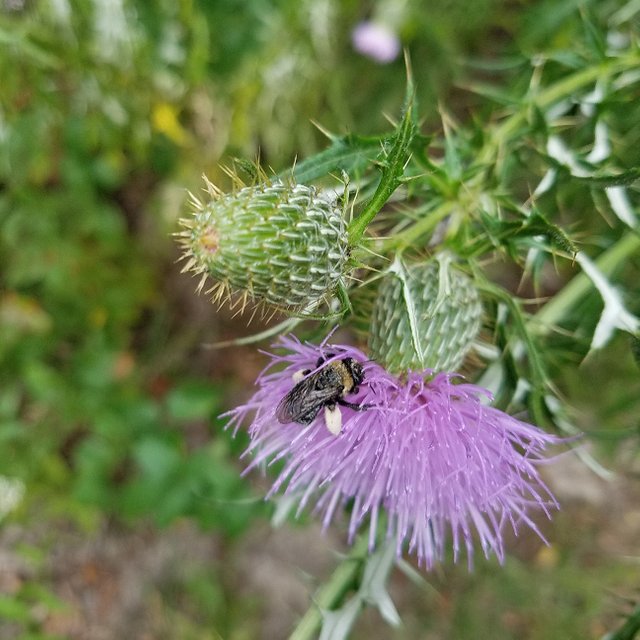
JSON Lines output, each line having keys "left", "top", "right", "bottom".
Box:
{"left": 275, "top": 373, "right": 340, "bottom": 425}
{"left": 276, "top": 376, "right": 311, "bottom": 423}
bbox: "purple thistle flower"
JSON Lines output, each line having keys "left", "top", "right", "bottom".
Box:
{"left": 352, "top": 21, "right": 401, "bottom": 64}
{"left": 224, "top": 335, "right": 561, "bottom": 569}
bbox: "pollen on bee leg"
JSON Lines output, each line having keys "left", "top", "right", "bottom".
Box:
{"left": 292, "top": 369, "right": 310, "bottom": 383}
{"left": 324, "top": 404, "right": 342, "bottom": 435}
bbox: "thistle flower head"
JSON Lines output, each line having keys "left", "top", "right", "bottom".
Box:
{"left": 177, "top": 175, "right": 351, "bottom": 317}
{"left": 352, "top": 21, "right": 401, "bottom": 64}
{"left": 225, "top": 335, "right": 560, "bottom": 569}
{"left": 369, "top": 257, "right": 483, "bottom": 373}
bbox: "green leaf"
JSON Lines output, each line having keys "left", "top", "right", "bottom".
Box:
{"left": 632, "top": 335, "right": 640, "bottom": 371}
{"left": 460, "top": 81, "right": 521, "bottom": 106}
{"left": 317, "top": 538, "right": 402, "bottom": 640}
{"left": 572, "top": 167, "right": 640, "bottom": 187}
{"left": 0, "top": 594, "right": 31, "bottom": 622}
{"left": 319, "top": 597, "right": 363, "bottom": 640}
{"left": 134, "top": 438, "right": 181, "bottom": 479}
{"left": 154, "top": 483, "right": 194, "bottom": 525}
{"left": 358, "top": 540, "right": 402, "bottom": 627}
{"left": 166, "top": 380, "right": 220, "bottom": 421}
{"left": 289, "top": 536, "right": 369, "bottom": 640}
{"left": 20, "top": 583, "right": 66, "bottom": 611}
{"left": 476, "top": 279, "right": 550, "bottom": 401}
{"left": 580, "top": 5, "right": 607, "bottom": 60}
{"left": 286, "top": 134, "right": 386, "bottom": 184}
{"left": 575, "top": 251, "right": 640, "bottom": 351}
{"left": 386, "top": 257, "right": 425, "bottom": 366}
{"left": 519, "top": 0, "right": 587, "bottom": 48}
{"left": 527, "top": 211, "right": 578, "bottom": 255}
{"left": 0, "top": 25, "right": 60, "bottom": 69}
{"left": 469, "top": 208, "right": 577, "bottom": 258}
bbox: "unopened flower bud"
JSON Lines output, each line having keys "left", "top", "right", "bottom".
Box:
{"left": 177, "top": 176, "right": 350, "bottom": 316}
{"left": 369, "top": 257, "right": 482, "bottom": 373}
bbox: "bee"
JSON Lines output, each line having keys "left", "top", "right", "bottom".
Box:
{"left": 276, "top": 354, "right": 371, "bottom": 435}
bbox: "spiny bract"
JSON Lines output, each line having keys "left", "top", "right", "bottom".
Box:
{"left": 368, "top": 259, "right": 483, "bottom": 373}
{"left": 177, "top": 176, "right": 351, "bottom": 316}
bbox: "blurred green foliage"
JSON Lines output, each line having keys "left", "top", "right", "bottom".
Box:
{"left": 1, "top": 0, "right": 639, "bottom": 639}
{"left": 0, "top": 0, "right": 260, "bottom": 540}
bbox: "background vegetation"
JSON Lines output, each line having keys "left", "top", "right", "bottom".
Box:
{"left": 1, "top": 0, "right": 639, "bottom": 638}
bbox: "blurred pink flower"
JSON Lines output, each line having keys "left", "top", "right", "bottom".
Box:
{"left": 224, "top": 335, "right": 560, "bottom": 568}
{"left": 352, "top": 21, "right": 401, "bottom": 63}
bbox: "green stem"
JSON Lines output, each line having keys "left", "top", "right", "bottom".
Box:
{"left": 604, "top": 605, "right": 640, "bottom": 640}
{"left": 347, "top": 87, "right": 416, "bottom": 246}
{"left": 531, "top": 232, "right": 640, "bottom": 334}
{"left": 382, "top": 200, "right": 457, "bottom": 251}
{"left": 348, "top": 181, "right": 399, "bottom": 246}
{"left": 289, "top": 535, "right": 369, "bottom": 640}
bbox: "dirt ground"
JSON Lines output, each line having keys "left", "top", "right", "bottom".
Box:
{"left": 2, "top": 447, "right": 639, "bottom": 640}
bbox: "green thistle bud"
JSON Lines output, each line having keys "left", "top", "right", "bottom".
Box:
{"left": 368, "top": 257, "right": 482, "bottom": 373}
{"left": 177, "top": 175, "right": 350, "bottom": 316}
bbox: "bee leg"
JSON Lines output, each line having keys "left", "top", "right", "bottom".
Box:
{"left": 316, "top": 353, "right": 336, "bottom": 368}
{"left": 324, "top": 403, "right": 342, "bottom": 435}
{"left": 292, "top": 368, "right": 311, "bottom": 383}
{"left": 337, "top": 399, "right": 375, "bottom": 411}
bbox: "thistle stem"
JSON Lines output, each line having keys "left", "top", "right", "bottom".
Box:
{"left": 289, "top": 535, "right": 369, "bottom": 640}
{"left": 604, "top": 604, "right": 640, "bottom": 640}
{"left": 347, "top": 87, "right": 416, "bottom": 246}
{"left": 348, "top": 183, "right": 400, "bottom": 246}
{"left": 382, "top": 200, "right": 457, "bottom": 251}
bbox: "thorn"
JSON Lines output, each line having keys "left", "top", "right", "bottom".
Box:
{"left": 246, "top": 304, "right": 259, "bottom": 325}
{"left": 310, "top": 119, "right": 338, "bottom": 141}
{"left": 210, "top": 282, "right": 226, "bottom": 304}
{"left": 202, "top": 174, "right": 222, "bottom": 198}
{"left": 196, "top": 272, "right": 208, "bottom": 294}
{"left": 264, "top": 306, "right": 278, "bottom": 324}
{"left": 178, "top": 216, "right": 195, "bottom": 229}
{"left": 187, "top": 190, "right": 204, "bottom": 210}
{"left": 239, "top": 290, "right": 249, "bottom": 315}
{"left": 220, "top": 164, "right": 247, "bottom": 190}
{"left": 180, "top": 257, "right": 198, "bottom": 273}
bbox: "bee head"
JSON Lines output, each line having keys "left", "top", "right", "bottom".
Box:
{"left": 342, "top": 357, "right": 365, "bottom": 386}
